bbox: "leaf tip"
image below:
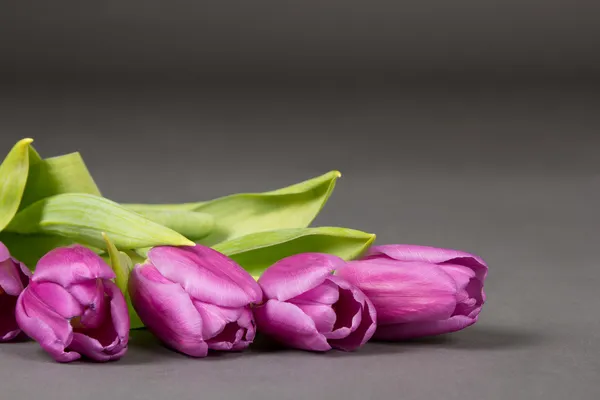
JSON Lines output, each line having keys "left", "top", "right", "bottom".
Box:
{"left": 333, "top": 170, "right": 342, "bottom": 178}
{"left": 19, "top": 138, "right": 34, "bottom": 145}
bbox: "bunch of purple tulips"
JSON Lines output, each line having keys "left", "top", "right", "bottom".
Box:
{"left": 1, "top": 241, "right": 487, "bottom": 362}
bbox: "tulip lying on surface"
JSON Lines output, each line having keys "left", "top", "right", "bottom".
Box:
{"left": 129, "top": 245, "right": 262, "bottom": 357}
{"left": 15, "top": 246, "right": 130, "bottom": 362}
{"left": 336, "top": 244, "right": 487, "bottom": 340}
{"left": 0, "top": 242, "right": 31, "bottom": 342}
{"left": 254, "top": 253, "right": 376, "bottom": 352}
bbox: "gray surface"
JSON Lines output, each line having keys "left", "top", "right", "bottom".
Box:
{"left": 0, "top": 84, "right": 599, "bottom": 400}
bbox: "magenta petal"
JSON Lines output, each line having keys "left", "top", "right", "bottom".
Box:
{"left": 337, "top": 259, "right": 458, "bottom": 324}
{"left": 0, "top": 242, "right": 10, "bottom": 261}
{"left": 69, "top": 333, "right": 128, "bottom": 361}
{"left": 103, "top": 280, "right": 130, "bottom": 345}
{"left": 0, "top": 261, "right": 25, "bottom": 296}
{"left": 254, "top": 300, "right": 331, "bottom": 351}
{"left": 0, "top": 243, "right": 31, "bottom": 297}
{"left": 374, "top": 315, "right": 477, "bottom": 340}
{"left": 28, "top": 282, "right": 83, "bottom": 319}
{"left": 192, "top": 301, "right": 242, "bottom": 339}
{"left": 129, "top": 264, "right": 207, "bottom": 357}
{"left": 15, "top": 287, "right": 79, "bottom": 362}
{"left": 68, "top": 282, "right": 129, "bottom": 362}
{"left": 33, "top": 246, "right": 115, "bottom": 286}
{"left": 365, "top": 244, "right": 484, "bottom": 265}
{"left": 290, "top": 280, "right": 340, "bottom": 305}
{"left": 69, "top": 280, "right": 107, "bottom": 328}
{"left": 365, "top": 245, "right": 488, "bottom": 282}
{"left": 329, "top": 291, "right": 376, "bottom": 351}
{"left": 438, "top": 264, "right": 475, "bottom": 291}
{"left": 231, "top": 308, "right": 256, "bottom": 350}
{"left": 148, "top": 246, "right": 261, "bottom": 307}
{"left": 258, "top": 253, "right": 346, "bottom": 302}
{"left": 295, "top": 304, "right": 336, "bottom": 333}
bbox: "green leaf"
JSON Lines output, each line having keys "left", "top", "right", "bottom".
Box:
{"left": 102, "top": 233, "right": 132, "bottom": 294}
{"left": 101, "top": 233, "right": 145, "bottom": 330}
{"left": 133, "top": 210, "right": 214, "bottom": 241}
{"left": 19, "top": 152, "right": 101, "bottom": 210}
{"left": 102, "top": 233, "right": 144, "bottom": 329}
{"left": 0, "top": 232, "right": 101, "bottom": 269}
{"left": 0, "top": 138, "right": 34, "bottom": 231}
{"left": 213, "top": 226, "right": 375, "bottom": 276}
{"left": 126, "top": 170, "right": 341, "bottom": 246}
{"left": 5, "top": 193, "right": 195, "bottom": 249}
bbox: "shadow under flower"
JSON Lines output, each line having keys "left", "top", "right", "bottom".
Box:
{"left": 370, "top": 325, "right": 545, "bottom": 351}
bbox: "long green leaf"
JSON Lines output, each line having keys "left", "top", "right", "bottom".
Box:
{"left": 0, "top": 232, "right": 102, "bottom": 270}
{"left": 20, "top": 152, "right": 101, "bottom": 209}
{"left": 126, "top": 170, "right": 341, "bottom": 245}
{"left": 0, "top": 138, "right": 33, "bottom": 231}
{"left": 5, "top": 193, "right": 195, "bottom": 249}
{"left": 102, "top": 233, "right": 132, "bottom": 294}
{"left": 133, "top": 210, "right": 214, "bottom": 241}
{"left": 213, "top": 227, "right": 375, "bottom": 276}
{"left": 102, "top": 233, "right": 145, "bottom": 329}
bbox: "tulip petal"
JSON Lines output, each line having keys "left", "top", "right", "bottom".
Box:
{"left": 205, "top": 323, "right": 244, "bottom": 351}
{"left": 454, "top": 279, "right": 485, "bottom": 318}
{"left": 0, "top": 293, "right": 20, "bottom": 341}
{"left": 27, "top": 282, "right": 84, "bottom": 319}
{"left": 68, "top": 280, "right": 106, "bottom": 329}
{"left": 259, "top": 253, "right": 345, "bottom": 302}
{"left": 68, "top": 281, "right": 129, "bottom": 361}
{"left": 329, "top": 294, "right": 376, "bottom": 351}
{"left": 33, "top": 246, "right": 115, "bottom": 286}
{"left": 337, "top": 259, "right": 458, "bottom": 324}
{"left": 438, "top": 264, "right": 475, "bottom": 291}
{"left": 192, "top": 301, "right": 242, "bottom": 339}
{"left": 15, "top": 287, "right": 79, "bottom": 362}
{"left": 0, "top": 242, "right": 10, "bottom": 261}
{"left": 254, "top": 299, "right": 331, "bottom": 351}
{"left": 295, "top": 304, "right": 336, "bottom": 333}
{"left": 365, "top": 244, "right": 488, "bottom": 280}
{"left": 148, "top": 246, "right": 262, "bottom": 307}
{"left": 290, "top": 280, "right": 339, "bottom": 305}
{"left": 0, "top": 258, "right": 30, "bottom": 296}
{"left": 322, "top": 277, "right": 368, "bottom": 343}
{"left": 205, "top": 307, "right": 255, "bottom": 351}
{"left": 129, "top": 264, "right": 207, "bottom": 357}
{"left": 374, "top": 315, "right": 477, "bottom": 340}
{"left": 231, "top": 308, "right": 256, "bottom": 350}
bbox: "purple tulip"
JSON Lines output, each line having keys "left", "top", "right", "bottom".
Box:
{"left": 336, "top": 244, "right": 488, "bottom": 340}
{"left": 254, "top": 253, "right": 376, "bottom": 352}
{"left": 128, "top": 245, "right": 262, "bottom": 357}
{"left": 1, "top": 242, "right": 32, "bottom": 342}
{"left": 15, "top": 246, "right": 129, "bottom": 362}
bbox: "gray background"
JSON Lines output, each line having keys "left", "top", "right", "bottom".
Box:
{"left": 1, "top": 1, "right": 599, "bottom": 399}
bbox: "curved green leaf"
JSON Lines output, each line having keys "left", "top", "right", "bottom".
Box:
{"left": 126, "top": 170, "right": 341, "bottom": 245}
{"left": 213, "top": 226, "right": 375, "bottom": 276}
{"left": 133, "top": 210, "right": 214, "bottom": 241}
{"left": 0, "top": 138, "right": 33, "bottom": 231}
{"left": 20, "top": 152, "right": 101, "bottom": 209}
{"left": 102, "top": 233, "right": 145, "bottom": 330}
{"left": 5, "top": 193, "right": 195, "bottom": 249}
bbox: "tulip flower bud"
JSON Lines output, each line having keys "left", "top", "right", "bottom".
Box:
{"left": 15, "top": 246, "right": 130, "bottom": 362}
{"left": 0, "top": 242, "right": 31, "bottom": 342}
{"left": 336, "top": 244, "right": 488, "bottom": 340}
{"left": 128, "top": 245, "right": 262, "bottom": 357}
{"left": 254, "top": 253, "right": 376, "bottom": 352}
